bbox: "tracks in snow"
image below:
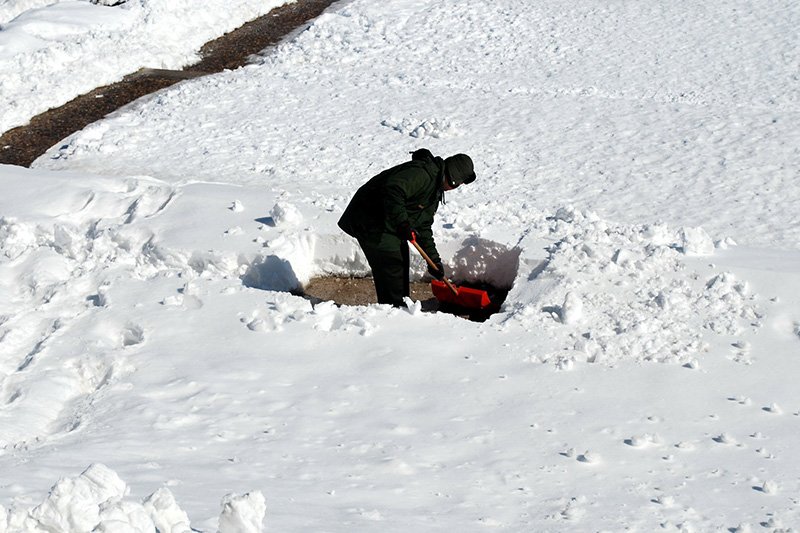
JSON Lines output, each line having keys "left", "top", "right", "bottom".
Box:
{"left": 0, "top": 180, "right": 176, "bottom": 451}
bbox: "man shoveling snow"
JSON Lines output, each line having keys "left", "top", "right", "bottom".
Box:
{"left": 338, "top": 149, "right": 476, "bottom": 307}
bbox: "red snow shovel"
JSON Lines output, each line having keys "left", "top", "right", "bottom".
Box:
{"left": 409, "top": 236, "right": 492, "bottom": 310}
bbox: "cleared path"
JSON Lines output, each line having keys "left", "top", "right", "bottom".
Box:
{"left": 0, "top": 0, "right": 339, "bottom": 167}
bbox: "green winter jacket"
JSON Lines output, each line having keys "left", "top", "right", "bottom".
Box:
{"left": 338, "top": 156, "right": 444, "bottom": 263}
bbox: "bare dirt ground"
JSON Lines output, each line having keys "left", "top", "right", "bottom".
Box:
{"left": 302, "top": 277, "right": 438, "bottom": 309}
{"left": 0, "top": 0, "right": 340, "bottom": 167}
{"left": 302, "top": 277, "right": 508, "bottom": 322}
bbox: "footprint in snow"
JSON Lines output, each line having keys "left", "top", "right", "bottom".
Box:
{"left": 6, "top": 388, "right": 22, "bottom": 405}
{"left": 712, "top": 433, "right": 740, "bottom": 445}
{"left": 728, "top": 395, "right": 752, "bottom": 406}
{"left": 752, "top": 480, "right": 778, "bottom": 494}
{"left": 682, "top": 359, "right": 700, "bottom": 370}
{"left": 553, "top": 497, "right": 585, "bottom": 521}
{"left": 762, "top": 403, "right": 782, "bottom": 414}
{"left": 732, "top": 340, "right": 752, "bottom": 351}
{"left": 651, "top": 494, "right": 676, "bottom": 507}
{"left": 755, "top": 447, "right": 775, "bottom": 459}
{"left": 122, "top": 324, "right": 145, "bottom": 347}
{"left": 224, "top": 226, "right": 244, "bottom": 236}
{"left": 86, "top": 292, "right": 108, "bottom": 307}
{"left": 577, "top": 451, "right": 600, "bottom": 464}
{"left": 761, "top": 517, "right": 785, "bottom": 529}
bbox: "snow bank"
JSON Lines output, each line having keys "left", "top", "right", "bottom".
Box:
{"left": 0, "top": 464, "right": 264, "bottom": 533}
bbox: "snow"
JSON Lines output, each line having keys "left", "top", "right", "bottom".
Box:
{"left": 1, "top": 0, "right": 800, "bottom": 531}
{"left": 1, "top": 464, "right": 260, "bottom": 532}
{"left": 218, "top": 492, "right": 267, "bottom": 533}
{"left": 0, "top": 0, "right": 293, "bottom": 134}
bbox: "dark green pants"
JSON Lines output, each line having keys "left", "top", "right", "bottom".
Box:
{"left": 358, "top": 234, "right": 409, "bottom": 307}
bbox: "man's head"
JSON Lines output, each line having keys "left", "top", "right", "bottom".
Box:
{"left": 444, "top": 154, "right": 476, "bottom": 190}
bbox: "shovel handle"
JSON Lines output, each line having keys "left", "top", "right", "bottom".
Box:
{"left": 409, "top": 238, "right": 459, "bottom": 296}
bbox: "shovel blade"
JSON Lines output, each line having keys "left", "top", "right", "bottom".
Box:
{"left": 431, "top": 280, "right": 492, "bottom": 309}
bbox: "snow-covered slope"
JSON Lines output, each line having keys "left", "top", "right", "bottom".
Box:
{"left": 36, "top": 0, "right": 800, "bottom": 250}
{"left": 2, "top": 0, "right": 800, "bottom": 531}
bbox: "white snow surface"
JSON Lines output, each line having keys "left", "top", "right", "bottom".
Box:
{"left": 1, "top": 0, "right": 800, "bottom": 531}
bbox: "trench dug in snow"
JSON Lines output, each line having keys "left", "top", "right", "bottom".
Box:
{"left": 243, "top": 235, "right": 522, "bottom": 321}
{"left": 301, "top": 276, "right": 510, "bottom": 322}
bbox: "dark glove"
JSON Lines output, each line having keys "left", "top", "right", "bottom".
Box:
{"left": 396, "top": 222, "right": 416, "bottom": 241}
{"left": 427, "top": 260, "right": 445, "bottom": 281}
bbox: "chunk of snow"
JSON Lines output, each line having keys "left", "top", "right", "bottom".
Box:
{"left": 142, "top": 487, "right": 192, "bottom": 533}
{"left": 560, "top": 292, "right": 583, "bottom": 325}
{"left": 269, "top": 202, "right": 303, "bottom": 227}
{"left": 680, "top": 227, "right": 715, "bottom": 256}
{"left": 218, "top": 491, "right": 266, "bottom": 533}
{"left": 28, "top": 464, "right": 128, "bottom": 533}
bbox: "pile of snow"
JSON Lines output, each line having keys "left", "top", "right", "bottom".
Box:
{"left": 381, "top": 117, "right": 459, "bottom": 139}
{"left": 0, "top": 0, "right": 293, "bottom": 134}
{"left": 503, "top": 207, "right": 760, "bottom": 366}
{"left": 446, "top": 236, "right": 522, "bottom": 289}
{"left": 269, "top": 201, "right": 303, "bottom": 228}
{"left": 0, "top": 464, "right": 264, "bottom": 533}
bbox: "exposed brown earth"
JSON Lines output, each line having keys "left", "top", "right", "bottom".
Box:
{"left": 302, "top": 276, "right": 508, "bottom": 321}
{"left": 303, "top": 277, "right": 439, "bottom": 309}
{"left": 0, "top": 0, "right": 340, "bottom": 167}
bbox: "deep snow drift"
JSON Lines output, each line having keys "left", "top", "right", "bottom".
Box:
{"left": 2, "top": 0, "right": 800, "bottom": 531}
